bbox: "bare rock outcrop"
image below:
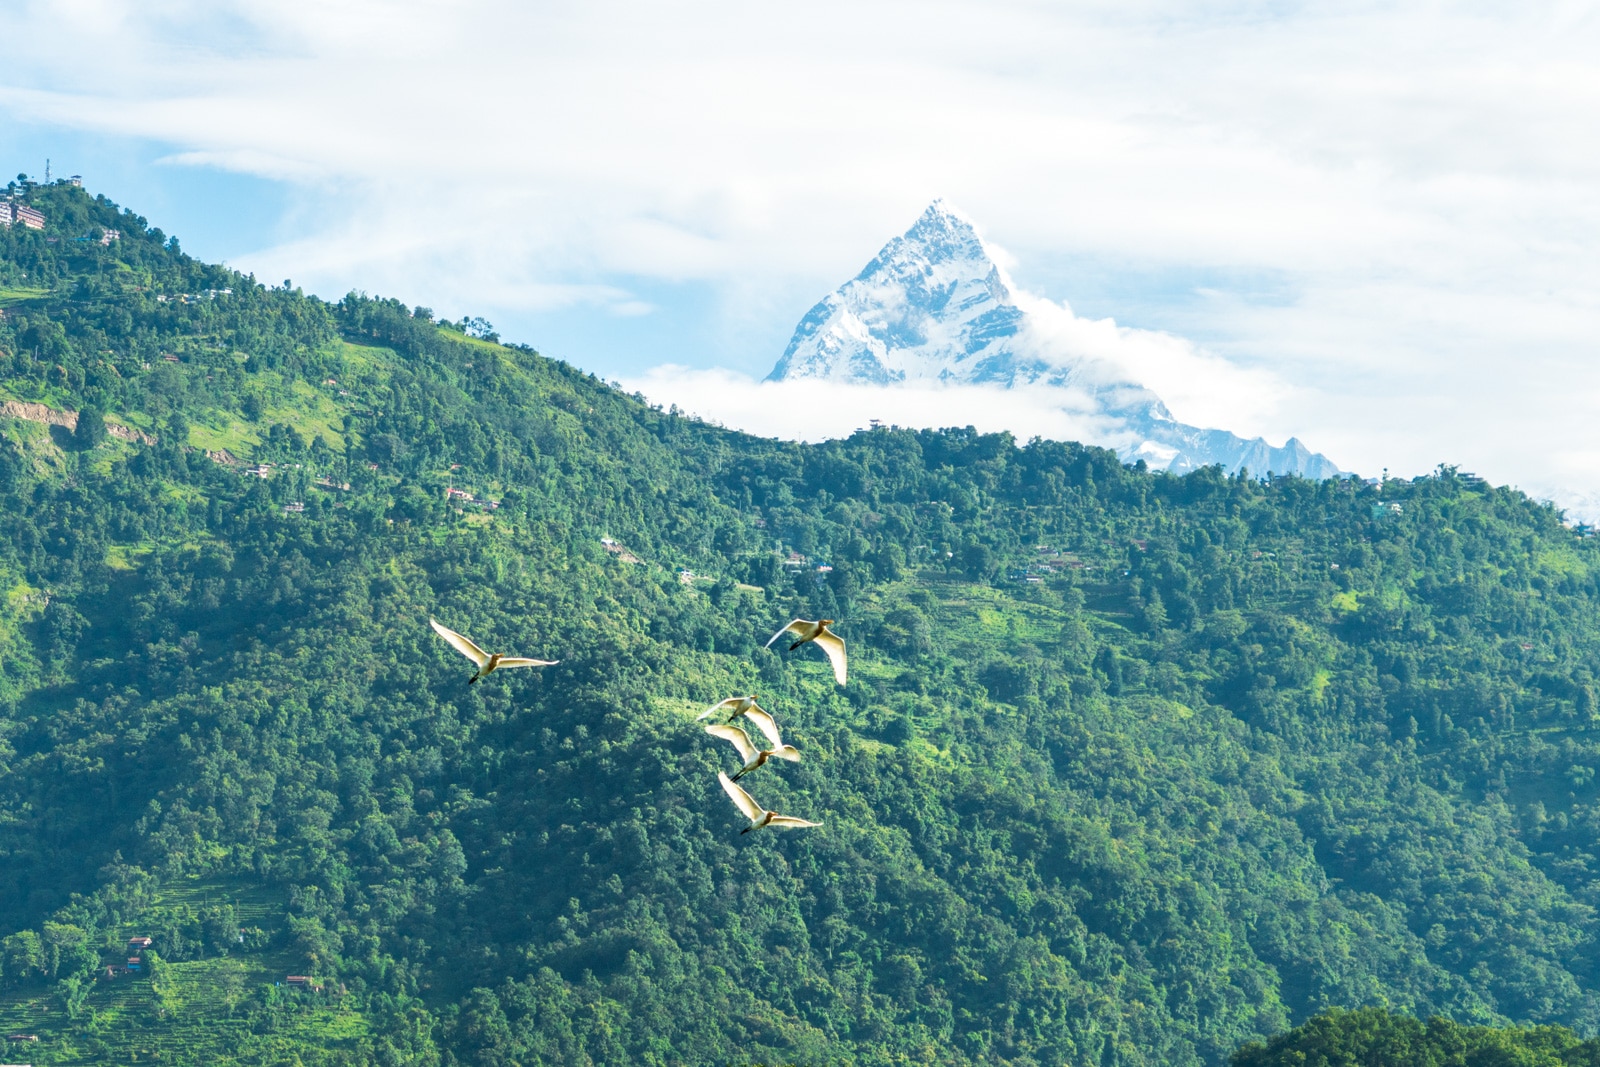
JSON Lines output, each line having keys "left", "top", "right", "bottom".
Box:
{"left": 0, "top": 400, "right": 76, "bottom": 430}
{"left": 107, "top": 422, "right": 157, "bottom": 446}
{"left": 0, "top": 400, "right": 157, "bottom": 445}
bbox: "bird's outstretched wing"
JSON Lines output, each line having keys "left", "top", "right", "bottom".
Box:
{"left": 770, "top": 745, "right": 802, "bottom": 763}
{"left": 814, "top": 629, "right": 848, "bottom": 686}
{"left": 495, "top": 657, "right": 559, "bottom": 669}
{"left": 765, "top": 619, "right": 806, "bottom": 648}
{"left": 767, "top": 815, "right": 820, "bottom": 829}
{"left": 743, "top": 707, "right": 784, "bottom": 748}
{"left": 719, "top": 771, "right": 765, "bottom": 821}
{"left": 698, "top": 697, "right": 741, "bottom": 721}
{"left": 706, "top": 724, "right": 759, "bottom": 763}
{"left": 431, "top": 618, "right": 490, "bottom": 668}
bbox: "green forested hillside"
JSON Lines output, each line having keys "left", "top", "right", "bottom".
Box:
{"left": 3, "top": 179, "right": 1600, "bottom": 1064}
{"left": 1230, "top": 1007, "right": 1600, "bottom": 1067}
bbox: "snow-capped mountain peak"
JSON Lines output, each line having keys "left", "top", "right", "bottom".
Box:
{"left": 768, "top": 200, "right": 1043, "bottom": 386}
{"left": 768, "top": 201, "right": 1345, "bottom": 480}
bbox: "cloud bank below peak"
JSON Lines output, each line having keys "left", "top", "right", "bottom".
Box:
{"left": 618, "top": 366, "right": 1127, "bottom": 447}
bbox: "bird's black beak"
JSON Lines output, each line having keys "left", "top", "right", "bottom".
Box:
{"left": 739, "top": 826, "right": 752, "bottom": 834}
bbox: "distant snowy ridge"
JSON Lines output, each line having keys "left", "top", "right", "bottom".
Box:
{"left": 769, "top": 201, "right": 1344, "bottom": 479}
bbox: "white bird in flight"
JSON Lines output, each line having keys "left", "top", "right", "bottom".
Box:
{"left": 765, "top": 618, "right": 847, "bottom": 685}
{"left": 718, "top": 772, "right": 820, "bottom": 834}
{"left": 705, "top": 718, "right": 800, "bottom": 782}
{"left": 697, "top": 694, "right": 766, "bottom": 722}
{"left": 429, "top": 618, "right": 557, "bottom": 684}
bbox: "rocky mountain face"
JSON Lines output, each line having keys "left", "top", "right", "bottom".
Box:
{"left": 769, "top": 201, "right": 1345, "bottom": 479}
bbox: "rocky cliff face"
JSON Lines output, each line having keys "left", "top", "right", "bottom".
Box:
{"left": 769, "top": 201, "right": 1345, "bottom": 479}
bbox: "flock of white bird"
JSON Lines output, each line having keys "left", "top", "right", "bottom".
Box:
{"left": 429, "top": 615, "right": 848, "bottom": 835}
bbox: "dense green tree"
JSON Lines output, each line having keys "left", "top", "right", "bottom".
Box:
{"left": 71, "top": 404, "right": 106, "bottom": 449}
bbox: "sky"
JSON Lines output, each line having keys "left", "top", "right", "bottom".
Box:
{"left": 4, "top": 2, "right": 1600, "bottom": 510}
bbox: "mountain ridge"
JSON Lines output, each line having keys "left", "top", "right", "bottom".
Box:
{"left": 770, "top": 201, "right": 1346, "bottom": 479}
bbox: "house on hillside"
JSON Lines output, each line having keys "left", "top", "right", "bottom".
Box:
{"left": 128, "top": 936, "right": 152, "bottom": 949}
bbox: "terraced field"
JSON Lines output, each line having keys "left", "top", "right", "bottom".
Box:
{"left": 0, "top": 878, "right": 380, "bottom": 1065}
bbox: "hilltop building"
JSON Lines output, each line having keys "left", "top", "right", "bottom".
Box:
{"left": 0, "top": 202, "right": 45, "bottom": 229}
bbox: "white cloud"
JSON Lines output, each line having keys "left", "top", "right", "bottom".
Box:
{"left": 154, "top": 148, "right": 325, "bottom": 183}
{"left": 1011, "top": 293, "right": 1291, "bottom": 433}
{"left": 4, "top": 1, "right": 1600, "bottom": 504}
{"left": 619, "top": 366, "right": 1135, "bottom": 450}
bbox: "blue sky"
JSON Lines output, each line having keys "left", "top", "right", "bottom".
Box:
{"left": 0, "top": 121, "right": 1296, "bottom": 384}
{"left": 0, "top": 119, "right": 793, "bottom": 379}
{"left": 4, "top": 1, "right": 1600, "bottom": 511}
